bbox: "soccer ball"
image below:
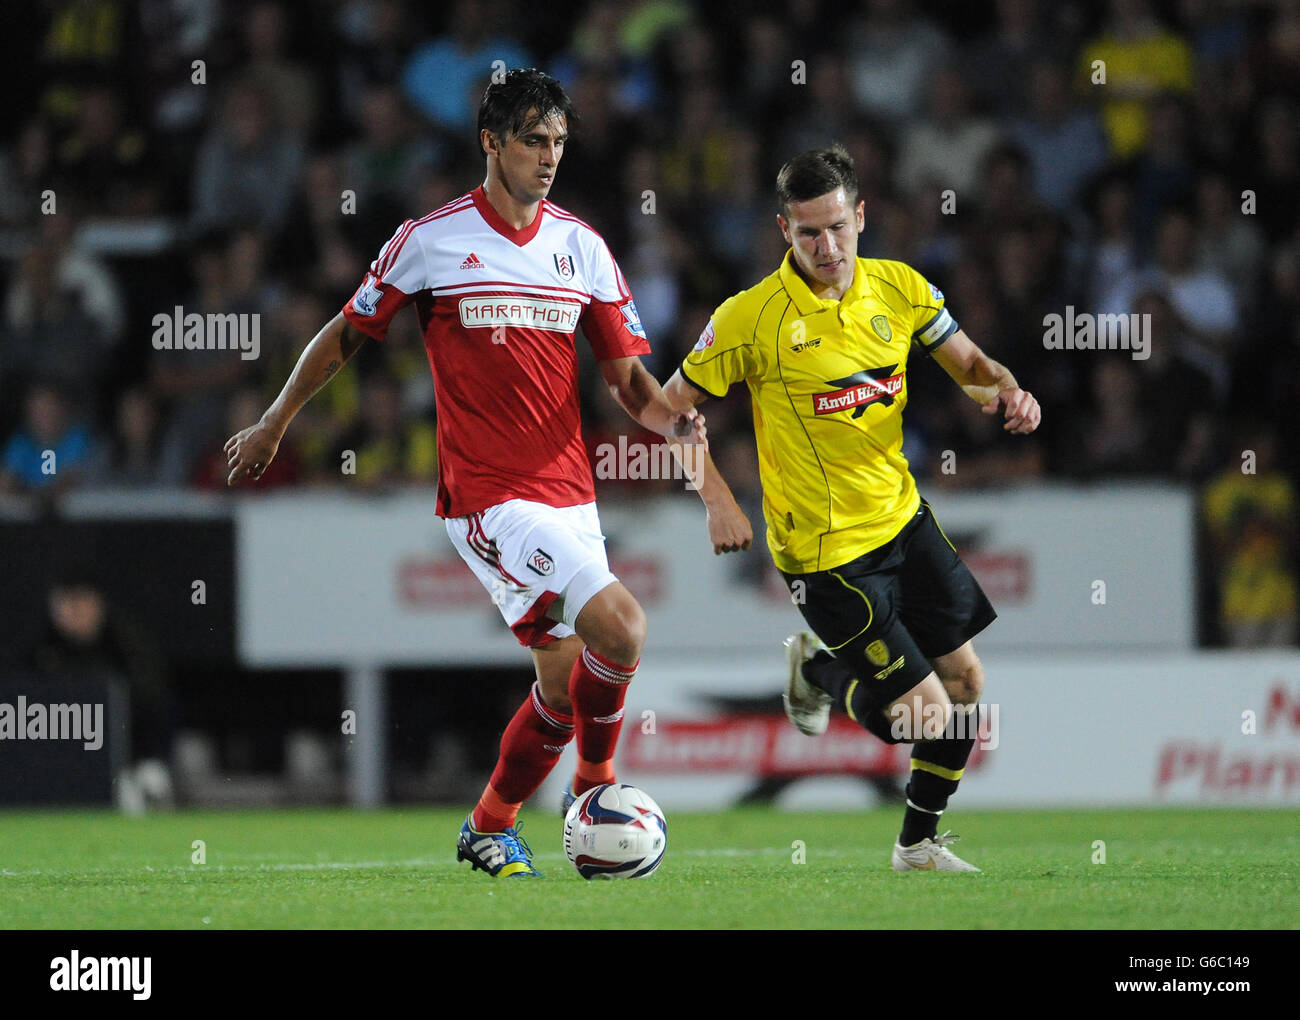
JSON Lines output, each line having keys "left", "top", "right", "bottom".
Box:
{"left": 562, "top": 783, "right": 667, "bottom": 879}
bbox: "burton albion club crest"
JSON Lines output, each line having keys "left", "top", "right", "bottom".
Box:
{"left": 553, "top": 253, "right": 574, "bottom": 280}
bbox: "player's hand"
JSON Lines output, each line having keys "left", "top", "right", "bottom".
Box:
{"left": 670, "top": 407, "right": 708, "bottom": 449}
{"left": 982, "top": 388, "right": 1040, "bottom": 434}
{"left": 224, "top": 420, "right": 282, "bottom": 486}
{"left": 706, "top": 497, "right": 752, "bottom": 555}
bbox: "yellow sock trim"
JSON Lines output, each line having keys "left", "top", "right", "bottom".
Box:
{"left": 911, "top": 758, "right": 964, "bottom": 782}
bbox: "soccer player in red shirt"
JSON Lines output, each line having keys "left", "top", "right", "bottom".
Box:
{"left": 225, "top": 69, "right": 707, "bottom": 877}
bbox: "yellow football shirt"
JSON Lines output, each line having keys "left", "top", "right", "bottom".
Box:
{"left": 681, "top": 251, "right": 958, "bottom": 574}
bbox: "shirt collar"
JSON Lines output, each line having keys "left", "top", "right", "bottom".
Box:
{"left": 471, "top": 185, "right": 545, "bottom": 246}
{"left": 779, "top": 249, "right": 866, "bottom": 318}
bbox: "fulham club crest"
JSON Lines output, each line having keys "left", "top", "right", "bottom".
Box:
{"left": 527, "top": 548, "right": 555, "bottom": 576}
{"left": 553, "top": 253, "right": 574, "bottom": 280}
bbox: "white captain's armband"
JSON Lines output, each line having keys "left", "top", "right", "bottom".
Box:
{"left": 914, "top": 307, "right": 958, "bottom": 353}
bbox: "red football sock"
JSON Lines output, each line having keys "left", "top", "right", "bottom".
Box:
{"left": 570, "top": 646, "right": 637, "bottom": 794}
{"left": 472, "top": 682, "right": 573, "bottom": 832}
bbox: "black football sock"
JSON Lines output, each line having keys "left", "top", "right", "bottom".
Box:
{"left": 803, "top": 653, "right": 909, "bottom": 745}
{"left": 899, "top": 705, "right": 982, "bottom": 846}
{"left": 801, "top": 650, "right": 847, "bottom": 696}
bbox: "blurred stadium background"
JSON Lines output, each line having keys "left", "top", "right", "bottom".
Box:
{"left": 0, "top": 0, "right": 1296, "bottom": 816}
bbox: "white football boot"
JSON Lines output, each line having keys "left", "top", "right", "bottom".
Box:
{"left": 891, "top": 830, "right": 981, "bottom": 872}
{"left": 782, "top": 632, "right": 833, "bottom": 736}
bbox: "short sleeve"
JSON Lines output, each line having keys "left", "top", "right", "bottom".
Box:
{"left": 341, "top": 219, "right": 426, "bottom": 341}
{"left": 679, "top": 299, "right": 761, "bottom": 398}
{"left": 580, "top": 240, "right": 652, "bottom": 361}
{"left": 908, "top": 271, "right": 959, "bottom": 356}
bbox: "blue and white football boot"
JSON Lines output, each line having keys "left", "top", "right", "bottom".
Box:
{"left": 456, "top": 817, "right": 541, "bottom": 878}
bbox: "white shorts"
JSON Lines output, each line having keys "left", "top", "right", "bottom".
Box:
{"left": 445, "top": 499, "right": 618, "bottom": 647}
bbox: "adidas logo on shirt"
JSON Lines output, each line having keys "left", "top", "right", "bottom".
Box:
{"left": 459, "top": 253, "right": 485, "bottom": 270}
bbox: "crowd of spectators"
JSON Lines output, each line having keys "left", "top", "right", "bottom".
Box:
{"left": 1, "top": 0, "right": 1296, "bottom": 643}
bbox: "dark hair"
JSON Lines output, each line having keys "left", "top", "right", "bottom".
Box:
{"left": 477, "top": 68, "right": 577, "bottom": 155}
{"left": 776, "top": 145, "right": 858, "bottom": 214}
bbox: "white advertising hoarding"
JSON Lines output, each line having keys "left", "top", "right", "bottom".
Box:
{"left": 236, "top": 485, "right": 1194, "bottom": 666}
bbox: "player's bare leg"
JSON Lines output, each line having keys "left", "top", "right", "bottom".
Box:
{"left": 565, "top": 581, "right": 646, "bottom": 802}
{"left": 885, "top": 673, "right": 953, "bottom": 742}
{"left": 573, "top": 581, "right": 646, "bottom": 665}
{"left": 533, "top": 634, "right": 583, "bottom": 714}
{"left": 934, "top": 641, "right": 985, "bottom": 707}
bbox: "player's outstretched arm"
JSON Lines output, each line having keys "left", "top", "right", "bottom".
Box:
{"left": 601, "top": 358, "right": 749, "bottom": 552}
{"left": 600, "top": 356, "right": 707, "bottom": 443}
{"left": 225, "top": 313, "right": 367, "bottom": 485}
{"left": 661, "top": 369, "right": 753, "bottom": 555}
{"left": 931, "top": 329, "right": 1042, "bottom": 434}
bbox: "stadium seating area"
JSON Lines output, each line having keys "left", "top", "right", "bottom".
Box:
{"left": 1, "top": 0, "right": 1296, "bottom": 646}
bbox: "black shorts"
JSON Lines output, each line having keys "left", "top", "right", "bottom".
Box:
{"left": 780, "top": 499, "right": 997, "bottom": 705}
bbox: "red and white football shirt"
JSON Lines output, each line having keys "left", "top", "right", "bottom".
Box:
{"left": 341, "top": 186, "right": 651, "bottom": 517}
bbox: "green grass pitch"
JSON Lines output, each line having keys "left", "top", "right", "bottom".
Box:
{"left": 0, "top": 807, "right": 1294, "bottom": 929}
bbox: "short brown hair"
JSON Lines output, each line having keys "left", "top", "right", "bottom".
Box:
{"left": 776, "top": 145, "right": 858, "bottom": 215}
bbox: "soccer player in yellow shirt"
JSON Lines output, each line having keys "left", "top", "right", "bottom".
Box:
{"left": 663, "top": 145, "right": 1040, "bottom": 871}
